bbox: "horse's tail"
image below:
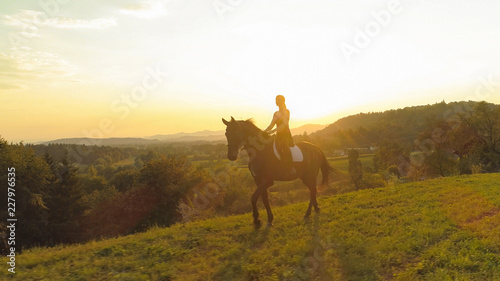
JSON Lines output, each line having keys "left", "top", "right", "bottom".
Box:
{"left": 320, "top": 150, "right": 337, "bottom": 187}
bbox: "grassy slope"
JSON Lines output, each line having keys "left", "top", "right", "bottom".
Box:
{"left": 5, "top": 174, "right": 500, "bottom": 281}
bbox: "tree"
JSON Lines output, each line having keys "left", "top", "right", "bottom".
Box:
{"left": 458, "top": 102, "right": 500, "bottom": 173}
{"left": 348, "top": 150, "right": 363, "bottom": 188}
{"left": 78, "top": 173, "right": 109, "bottom": 194}
{"left": 373, "top": 142, "right": 411, "bottom": 176}
{"left": 0, "top": 139, "right": 52, "bottom": 250}
{"left": 45, "top": 151, "right": 88, "bottom": 244}
{"left": 137, "top": 155, "right": 206, "bottom": 228}
{"left": 417, "top": 118, "right": 459, "bottom": 177}
{"left": 110, "top": 169, "right": 137, "bottom": 192}
{"left": 83, "top": 155, "right": 211, "bottom": 239}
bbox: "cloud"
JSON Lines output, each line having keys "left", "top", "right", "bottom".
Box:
{"left": 0, "top": 83, "right": 23, "bottom": 90}
{"left": 119, "top": 0, "right": 169, "bottom": 19}
{"left": 0, "top": 51, "right": 76, "bottom": 91}
{"left": 0, "top": 52, "right": 29, "bottom": 77}
{"left": 2, "top": 10, "right": 40, "bottom": 27}
{"left": 2, "top": 10, "right": 117, "bottom": 30}
{"left": 44, "top": 17, "right": 117, "bottom": 29}
{"left": 10, "top": 50, "right": 76, "bottom": 78}
{"left": 0, "top": 53, "right": 30, "bottom": 90}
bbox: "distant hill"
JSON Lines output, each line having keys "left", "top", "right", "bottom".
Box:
{"left": 290, "top": 123, "right": 327, "bottom": 136}
{"left": 9, "top": 174, "right": 500, "bottom": 280}
{"left": 148, "top": 124, "right": 327, "bottom": 143}
{"left": 44, "top": 137, "right": 160, "bottom": 146}
{"left": 39, "top": 124, "right": 325, "bottom": 146}
{"left": 40, "top": 124, "right": 326, "bottom": 146}
{"left": 310, "top": 101, "right": 495, "bottom": 148}
{"left": 148, "top": 130, "right": 225, "bottom": 142}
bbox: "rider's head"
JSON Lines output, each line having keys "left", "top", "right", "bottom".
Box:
{"left": 275, "top": 95, "right": 285, "bottom": 107}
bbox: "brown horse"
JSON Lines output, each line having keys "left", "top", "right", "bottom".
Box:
{"left": 222, "top": 117, "right": 334, "bottom": 228}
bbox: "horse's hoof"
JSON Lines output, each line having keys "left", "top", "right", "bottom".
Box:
{"left": 315, "top": 208, "right": 321, "bottom": 214}
{"left": 254, "top": 220, "right": 262, "bottom": 229}
{"left": 266, "top": 222, "right": 274, "bottom": 227}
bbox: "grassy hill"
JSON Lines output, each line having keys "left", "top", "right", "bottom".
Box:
{"left": 6, "top": 174, "right": 500, "bottom": 280}
{"left": 310, "top": 101, "right": 499, "bottom": 148}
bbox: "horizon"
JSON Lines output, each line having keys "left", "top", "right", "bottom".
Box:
{"left": 8, "top": 100, "right": 493, "bottom": 144}
{"left": 2, "top": 1, "right": 500, "bottom": 143}
{"left": 12, "top": 121, "right": 328, "bottom": 143}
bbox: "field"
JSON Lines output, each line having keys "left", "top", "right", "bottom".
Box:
{"left": 328, "top": 154, "right": 374, "bottom": 172}
{"left": 112, "top": 157, "right": 136, "bottom": 167}
{"left": 190, "top": 154, "right": 374, "bottom": 172}
{"left": 4, "top": 174, "right": 500, "bottom": 280}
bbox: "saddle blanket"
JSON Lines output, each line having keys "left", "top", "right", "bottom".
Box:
{"left": 273, "top": 140, "right": 304, "bottom": 162}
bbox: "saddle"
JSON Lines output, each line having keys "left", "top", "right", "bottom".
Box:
{"left": 273, "top": 140, "right": 304, "bottom": 162}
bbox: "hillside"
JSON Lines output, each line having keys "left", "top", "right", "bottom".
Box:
{"left": 148, "top": 124, "right": 327, "bottom": 142}
{"left": 7, "top": 174, "right": 500, "bottom": 280}
{"left": 310, "top": 101, "right": 497, "bottom": 147}
{"left": 148, "top": 130, "right": 225, "bottom": 142}
{"left": 290, "top": 124, "right": 327, "bottom": 136}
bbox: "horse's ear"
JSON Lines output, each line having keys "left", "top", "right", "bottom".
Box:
{"left": 230, "top": 116, "right": 236, "bottom": 122}
{"left": 222, "top": 118, "right": 230, "bottom": 126}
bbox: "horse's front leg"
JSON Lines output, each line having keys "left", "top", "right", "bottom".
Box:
{"left": 253, "top": 177, "right": 274, "bottom": 227}
{"left": 251, "top": 188, "right": 262, "bottom": 228}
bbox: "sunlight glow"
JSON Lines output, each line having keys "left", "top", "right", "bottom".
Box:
{"left": 1, "top": 1, "right": 499, "bottom": 142}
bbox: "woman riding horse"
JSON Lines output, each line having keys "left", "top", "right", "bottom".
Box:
{"left": 264, "top": 95, "right": 295, "bottom": 174}
{"left": 222, "top": 114, "right": 334, "bottom": 228}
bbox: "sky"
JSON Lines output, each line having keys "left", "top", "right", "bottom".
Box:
{"left": 1, "top": 0, "right": 500, "bottom": 142}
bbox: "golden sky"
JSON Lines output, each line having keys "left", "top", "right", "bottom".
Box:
{"left": 1, "top": 0, "right": 500, "bottom": 142}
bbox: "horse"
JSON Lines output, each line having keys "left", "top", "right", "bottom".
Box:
{"left": 222, "top": 117, "right": 334, "bottom": 228}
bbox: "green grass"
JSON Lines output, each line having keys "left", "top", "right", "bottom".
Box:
{"left": 4, "top": 174, "right": 500, "bottom": 280}
{"left": 328, "top": 154, "right": 374, "bottom": 172}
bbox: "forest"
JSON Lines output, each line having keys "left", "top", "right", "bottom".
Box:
{"left": 0, "top": 101, "right": 499, "bottom": 251}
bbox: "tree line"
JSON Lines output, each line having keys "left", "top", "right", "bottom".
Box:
{"left": 0, "top": 139, "right": 231, "bottom": 252}
{"left": 339, "top": 101, "right": 500, "bottom": 187}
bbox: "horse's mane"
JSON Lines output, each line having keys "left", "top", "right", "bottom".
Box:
{"left": 237, "top": 119, "right": 264, "bottom": 136}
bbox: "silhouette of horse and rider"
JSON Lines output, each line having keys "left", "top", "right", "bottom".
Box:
{"left": 223, "top": 95, "right": 334, "bottom": 228}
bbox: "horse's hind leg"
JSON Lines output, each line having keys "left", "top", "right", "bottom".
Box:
{"left": 261, "top": 189, "right": 274, "bottom": 226}
{"left": 312, "top": 183, "right": 320, "bottom": 212}
{"left": 304, "top": 179, "right": 320, "bottom": 218}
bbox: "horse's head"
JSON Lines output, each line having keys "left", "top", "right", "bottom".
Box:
{"left": 222, "top": 117, "right": 245, "bottom": 161}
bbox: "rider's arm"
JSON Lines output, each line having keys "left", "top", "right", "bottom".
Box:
{"left": 264, "top": 112, "right": 278, "bottom": 133}
{"left": 268, "top": 127, "right": 277, "bottom": 134}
